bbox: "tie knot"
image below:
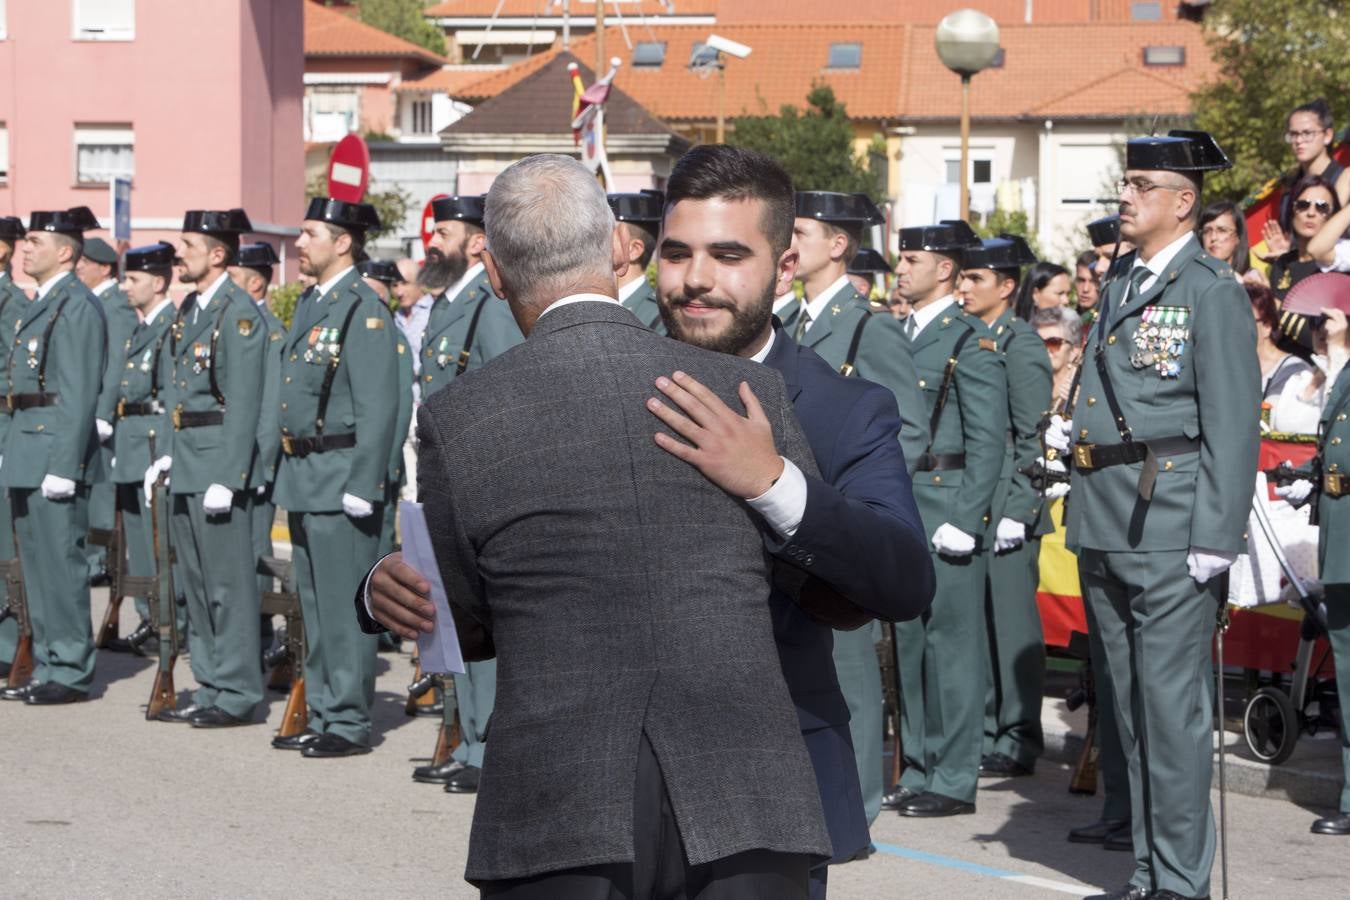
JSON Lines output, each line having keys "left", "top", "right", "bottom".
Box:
{"left": 1129, "top": 266, "right": 1151, "bottom": 288}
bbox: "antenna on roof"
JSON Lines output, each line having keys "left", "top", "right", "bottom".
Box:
{"left": 1149, "top": 112, "right": 1161, "bottom": 137}
{"left": 470, "top": 0, "right": 510, "bottom": 62}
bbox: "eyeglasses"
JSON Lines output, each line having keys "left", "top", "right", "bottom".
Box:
{"left": 1117, "top": 177, "right": 1187, "bottom": 197}
{"left": 1293, "top": 199, "right": 1333, "bottom": 215}
{"left": 1042, "top": 336, "right": 1068, "bottom": 351}
{"left": 1285, "top": 129, "right": 1326, "bottom": 144}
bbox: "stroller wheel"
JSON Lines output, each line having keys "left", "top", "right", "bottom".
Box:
{"left": 1243, "top": 686, "right": 1299, "bottom": 765}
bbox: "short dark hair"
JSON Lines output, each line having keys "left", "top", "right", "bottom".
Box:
{"left": 54, "top": 231, "right": 84, "bottom": 265}
{"left": 628, "top": 223, "right": 658, "bottom": 270}
{"left": 665, "top": 144, "right": 795, "bottom": 258}
{"left": 1290, "top": 97, "right": 1334, "bottom": 132}
{"left": 1198, "top": 199, "right": 1250, "bottom": 274}
{"left": 1075, "top": 249, "right": 1098, "bottom": 272}
{"left": 1013, "top": 261, "right": 1069, "bottom": 322}
{"left": 1280, "top": 172, "right": 1341, "bottom": 235}
{"left": 202, "top": 233, "right": 240, "bottom": 265}
{"left": 322, "top": 223, "right": 367, "bottom": 262}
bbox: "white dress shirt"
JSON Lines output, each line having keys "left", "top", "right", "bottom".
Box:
{"left": 618, "top": 275, "right": 648, "bottom": 305}
{"left": 194, "top": 270, "right": 232, "bottom": 314}
{"left": 35, "top": 271, "right": 69, "bottom": 301}
{"left": 143, "top": 297, "right": 174, "bottom": 326}
{"left": 800, "top": 274, "right": 853, "bottom": 329}
{"left": 772, "top": 293, "right": 797, "bottom": 317}
{"left": 1130, "top": 231, "right": 1196, "bottom": 294}
{"left": 445, "top": 262, "right": 485, "bottom": 305}
{"left": 94, "top": 278, "right": 118, "bottom": 297}
{"left": 907, "top": 294, "right": 957, "bottom": 339}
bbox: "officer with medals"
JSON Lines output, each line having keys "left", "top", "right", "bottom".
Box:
{"left": 956, "top": 235, "right": 1054, "bottom": 779}
{"left": 886, "top": 220, "right": 1008, "bottom": 817}
{"left": 1046, "top": 131, "right": 1260, "bottom": 900}
{"left": 608, "top": 190, "right": 664, "bottom": 332}
{"left": 110, "top": 242, "right": 178, "bottom": 638}
{"left": 410, "top": 195, "right": 522, "bottom": 791}
{"left": 0, "top": 215, "right": 25, "bottom": 676}
{"left": 0, "top": 206, "right": 106, "bottom": 704}
{"left": 147, "top": 209, "right": 267, "bottom": 727}
{"left": 792, "top": 189, "right": 931, "bottom": 824}
{"left": 271, "top": 199, "right": 399, "bottom": 758}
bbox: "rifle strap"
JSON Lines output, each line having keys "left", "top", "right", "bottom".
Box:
{"left": 919, "top": 328, "right": 975, "bottom": 460}
{"left": 839, "top": 312, "right": 872, "bottom": 377}
{"left": 315, "top": 300, "right": 363, "bottom": 434}
{"left": 206, "top": 302, "right": 231, "bottom": 408}
{"left": 37, "top": 295, "right": 72, "bottom": 396}
{"left": 456, "top": 294, "right": 490, "bottom": 377}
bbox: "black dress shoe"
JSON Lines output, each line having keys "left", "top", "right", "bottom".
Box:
{"left": 24, "top": 682, "right": 89, "bottom": 705}
{"left": 413, "top": 759, "right": 466, "bottom": 784}
{"left": 1083, "top": 886, "right": 1149, "bottom": 900}
{"left": 102, "top": 635, "right": 136, "bottom": 653}
{"left": 272, "top": 729, "right": 321, "bottom": 751}
{"left": 978, "top": 751, "right": 1033, "bottom": 778}
{"left": 1067, "top": 817, "right": 1131, "bottom": 844}
{"left": 881, "top": 786, "right": 920, "bottom": 811}
{"left": 1102, "top": 825, "right": 1132, "bottom": 852}
{"left": 1311, "top": 812, "right": 1350, "bottom": 835}
{"left": 90, "top": 569, "right": 112, "bottom": 587}
{"left": 444, "top": 765, "right": 481, "bottom": 793}
{"left": 411, "top": 700, "right": 444, "bottom": 717}
{"left": 301, "top": 732, "right": 371, "bottom": 758}
{"left": 897, "top": 791, "right": 974, "bottom": 817}
{"left": 0, "top": 682, "right": 31, "bottom": 701}
{"left": 189, "top": 706, "right": 251, "bottom": 728}
{"left": 1149, "top": 892, "right": 1208, "bottom": 900}
{"left": 156, "top": 703, "right": 202, "bottom": 723}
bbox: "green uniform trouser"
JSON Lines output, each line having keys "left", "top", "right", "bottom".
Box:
{"left": 0, "top": 487, "right": 15, "bottom": 664}
{"left": 452, "top": 660, "right": 497, "bottom": 769}
{"left": 251, "top": 491, "right": 274, "bottom": 600}
{"left": 1085, "top": 591, "right": 1131, "bottom": 822}
{"left": 172, "top": 492, "right": 263, "bottom": 719}
{"left": 982, "top": 537, "right": 1046, "bottom": 769}
{"left": 12, "top": 487, "right": 95, "bottom": 691}
{"left": 897, "top": 550, "right": 989, "bottom": 804}
{"left": 1079, "top": 549, "right": 1217, "bottom": 898}
{"left": 832, "top": 622, "right": 883, "bottom": 823}
{"left": 289, "top": 510, "right": 380, "bottom": 745}
{"left": 1325, "top": 584, "right": 1350, "bottom": 814}
{"left": 86, "top": 446, "right": 114, "bottom": 577}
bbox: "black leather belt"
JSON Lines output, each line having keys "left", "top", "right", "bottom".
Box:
{"left": 117, "top": 400, "right": 162, "bottom": 418}
{"left": 281, "top": 432, "right": 356, "bottom": 458}
{"left": 7, "top": 392, "right": 59, "bottom": 411}
{"left": 1071, "top": 435, "right": 1199, "bottom": 471}
{"left": 913, "top": 452, "right": 966, "bottom": 472}
{"left": 173, "top": 408, "right": 224, "bottom": 430}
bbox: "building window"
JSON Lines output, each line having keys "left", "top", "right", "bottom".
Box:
{"left": 1143, "top": 45, "right": 1185, "bottom": 66}
{"left": 945, "top": 158, "right": 993, "bottom": 184}
{"left": 409, "top": 98, "right": 433, "bottom": 135}
{"left": 989, "top": 47, "right": 1005, "bottom": 68}
{"left": 633, "top": 41, "right": 666, "bottom": 68}
{"left": 306, "top": 87, "right": 361, "bottom": 143}
{"left": 72, "top": 0, "right": 135, "bottom": 41}
{"left": 688, "top": 42, "right": 720, "bottom": 68}
{"left": 826, "top": 43, "right": 861, "bottom": 70}
{"left": 74, "top": 124, "right": 134, "bottom": 185}
{"left": 0, "top": 122, "right": 8, "bottom": 184}
{"left": 1131, "top": 2, "right": 1163, "bottom": 20}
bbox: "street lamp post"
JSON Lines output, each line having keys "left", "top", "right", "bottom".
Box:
{"left": 691, "top": 35, "right": 752, "bottom": 145}
{"left": 935, "top": 9, "right": 1000, "bottom": 221}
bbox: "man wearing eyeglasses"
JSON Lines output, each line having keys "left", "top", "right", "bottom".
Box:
{"left": 1046, "top": 131, "right": 1260, "bottom": 900}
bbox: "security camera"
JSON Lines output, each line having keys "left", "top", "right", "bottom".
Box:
{"left": 706, "top": 34, "right": 752, "bottom": 60}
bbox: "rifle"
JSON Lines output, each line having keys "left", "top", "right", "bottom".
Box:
{"left": 139, "top": 436, "right": 179, "bottom": 720}
{"left": 1, "top": 513, "right": 33, "bottom": 688}
{"left": 259, "top": 555, "right": 308, "bottom": 738}
{"left": 405, "top": 656, "right": 442, "bottom": 716}
{"left": 409, "top": 671, "right": 461, "bottom": 768}
{"left": 876, "top": 621, "right": 903, "bottom": 789}
{"left": 1064, "top": 631, "right": 1099, "bottom": 795}
{"left": 91, "top": 506, "right": 127, "bottom": 650}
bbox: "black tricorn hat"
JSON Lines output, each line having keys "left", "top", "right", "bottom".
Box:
{"left": 1086, "top": 214, "right": 1120, "bottom": 248}
{"left": 29, "top": 206, "right": 100, "bottom": 237}
{"left": 898, "top": 219, "right": 983, "bottom": 255}
{"left": 0, "top": 216, "right": 26, "bottom": 242}
{"left": 795, "top": 191, "right": 885, "bottom": 227}
{"left": 182, "top": 208, "right": 253, "bottom": 236}
{"left": 305, "top": 197, "right": 381, "bottom": 234}
{"left": 1125, "top": 130, "right": 1231, "bottom": 173}
{"left": 124, "top": 241, "right": 176, "bottom": 273}
{"left": 237, "top": 242, "right": 280, "bottom": 271}
{"left": 358, "top": 259, "right": 406, "bottom": 286}
{"left": 429, "top": 195, "right": 486, "bottom": 227}
{"left": 963, "top": 234, "right": 1037, "bottom": 271}
{"left": 608, "top": 190, "right": 665, "bottom": 231}
{"left": 848, "top": 247, "right": 892, "bottom": 276}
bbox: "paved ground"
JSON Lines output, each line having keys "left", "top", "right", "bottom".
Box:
{"left": 1, "top": 591, "right": 1345, "bottom": 899}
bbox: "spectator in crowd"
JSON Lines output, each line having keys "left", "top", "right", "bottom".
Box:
{"left": 1309, "top": 194, "right": 1350, "bottom": 273}
{"left": 886, "top": 282, "right": 912, "bottom": 321}
{"left": 1249, "top": 284, "right": 1320, "bottom": 434}
{"left": 1073, "top": 250, "right": 1099, "bottom": 311}
{"left": 392, "top": 257, "right": 432, "bottom": 361}
{"left": 1279, "top": 98, "right": 1350, "bottom": 216}
{"left": 1199, "top": 200, "right": 1252, "bottom": 278}
{"left": 1014, "top": 261, "right": 1070, "bottom": 318}
{"left": 1032, "top": 306, "right": 1081, "bottom": 407}
{"left": 1268, "top": 174, "right": 1341, "bottom": 298}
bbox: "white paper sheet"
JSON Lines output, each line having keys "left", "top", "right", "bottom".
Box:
{"left": 398, "top": 500, "right": 465, "bottom": 675}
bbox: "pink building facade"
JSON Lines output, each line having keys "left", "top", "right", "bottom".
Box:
{"left": 0, "top": 0, "right": 304, "bottom": 284}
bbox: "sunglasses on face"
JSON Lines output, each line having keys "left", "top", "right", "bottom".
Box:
{"left": 1042, "top": 336, "right": 1068, "bottom": 350}
{"left": 1294, "top": 199, "right": 1332, "bottom": 215}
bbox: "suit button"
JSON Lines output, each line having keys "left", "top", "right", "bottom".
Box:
{"left": 982, "top": 515, "right": 990, "bottom": 524}
{"left": 1334, "top": 437, "right": 1343, "bottom": 446}
{"left": 1086, "top": 397, "right": 1096, "bottom": 406}
{"left": 290, "top": 354, "right": 297, "bottom": 362}
{"left": 1339, "top": 413, "right": 1347, "bottom": 422}
{"left": 126, "top": 362, "right": 134, "bottom": 369}
{"left": 284, "top": 377, "right": 291, "bottom": 384}
{"left": 918, "top": 379, "right": 927, "bottom": 388}
{"left": 932, "top": 475, "right": 942, "bottom": 484}
{"left": 1163, "top": 460, "right": 1174, "bottom": 471}
{"left": 1079, "top": 428, "right": 1089, "bottom": 439}
{"left": 1107, "top": 335, "right": 1117, "bottom": 345}
{"left": 280, "top": 403, "right": 287, "bottom": 411}
{"left": 803, "top": 553, "right": 815, "bottom": 566}
{"left": 36, "top": 425, "right": 44, "bottom": 432}
{"left": 424, "top": 375, "right": 433, "bottom": 383}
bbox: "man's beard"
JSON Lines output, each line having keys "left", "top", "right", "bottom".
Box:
{"left": 423, "top": 245, "right": 468, "bottom": 292}
{"left": 658, "top": 279, "right": 775, "bottom": 357}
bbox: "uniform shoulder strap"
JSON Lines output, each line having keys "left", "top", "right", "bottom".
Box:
{"left": 37, "top": 294, "right": 72, "bottom": 396}
{"left": 315, "top": 297, "right": 365, "bottom": 434}
{"left": 922, "top": 325, "right": 977, "bottom": 455}
{"left": 456, "top": 292, "right": 491, "bottom": 376}
{"left": 839, "top": 310, "right": 872, "bottom": 377}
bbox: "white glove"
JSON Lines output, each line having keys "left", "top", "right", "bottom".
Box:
{"left": 202, "top": 483, "right": 234, "bottom": 515}
{"left": 342, "top": 492, "right": 374, "bottom": 519}
{"left": 1186, "top": 547, "right": 1238, "bottom": 584}
{"left": 994, "top": 517, "right": 1027, "bottom": 553}
{"left": 40, "top": 473, "right": 77, "bottom": 500}
{"left": 931, "top": 522, "right": 977, "bottom": 557}
{"left": 1274, "top": 480, "right": 1314, "bottom": 504}
{"left": 256, "top": 484, "right": 267, "bottom": 496}
{"left": 143, "top": 456, "right": 172, "bottom": 505}
{"left": 1044, "top": 415, "right": 1073, "bottom": 453}
{"left": 95, "top": 418, "right": 113, "bottom": 442}
{"left": 1045, "top": 481, "right": 1071, "bottom": 500}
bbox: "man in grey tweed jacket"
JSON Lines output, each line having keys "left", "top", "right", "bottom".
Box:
{"left": 371, "top": 154, "right": 830, "bottom": 896}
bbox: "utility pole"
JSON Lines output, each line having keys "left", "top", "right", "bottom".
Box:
{"left": 596, "top": 1, "right": 606, "bottom": 76}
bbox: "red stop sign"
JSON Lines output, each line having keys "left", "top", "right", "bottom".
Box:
{"left": 327, "top": 134, "right": 370, "bottom": 203}
{"left": 421, "top": 193, "right": 450, "bottom": 248}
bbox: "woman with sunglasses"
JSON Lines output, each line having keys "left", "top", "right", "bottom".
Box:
{"left": 1269, "top": 174, "right": 1342, "bottom": 299}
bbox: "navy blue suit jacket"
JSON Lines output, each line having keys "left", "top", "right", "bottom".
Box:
{"left": 761, "top": 322, "right": 933, "bottom": 862}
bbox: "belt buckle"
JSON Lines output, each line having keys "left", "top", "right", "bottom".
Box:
{"left": 116, "top": 398, "right": 126, "bottom": 418}
{"left": 839, "top": 362, "right": 856, "bottom": 377}
{"left": 1327, "top": 472, "right": 1344, "bottom": 496}
{"left": 172, "top": 405, "right": 183, "bottom": 431}
{"left": 1073, "top": 443, "right": 1096, "bottom": 469}
{"left": 5, "top": 393, "right": 12, "bottom": 413}
{"left": 281, "top": 433, "right": 294, "bottom": 456}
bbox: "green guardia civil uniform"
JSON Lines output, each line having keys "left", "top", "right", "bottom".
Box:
{"left": 1067, "top": 234, "right": 1259, "bottom": 897}
{"left": 799, "top": 279, "right": 932, "bottom": 823}
{"left": 0, "top": 267, "right": 28, "bottom": 664}
{"left": 379, "top": 330, "right": 414, "bottom": 557}
{"left": 250, "top": 299, "right": 285, "bottom": 604}
{"left": 273, "top": 266, "right": 399, "bottom": 746}
{"left": 895, "top": 298, "right": 1008, "bottom": 805}
{"left": 418, "top": 262, "right": 522, "bottom": 768}
{"left": 981, "top": 308, "right": 1054, "bottom": 770}
{"left": 1, "top": 269, "right": 106, "bottom": 692}
{"left": 110, "top": 297, "right": 175, "bottom": 624}
{"left": 161, "top": 273, "right": 268, "bottom": 718}
{"left": 619, "top": 276, "right": 664, "bottom": 334}
{"left": 89, "top": 281, "right": 139, "bottom": 580}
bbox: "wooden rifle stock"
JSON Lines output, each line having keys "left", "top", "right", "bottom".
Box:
{"left": 429, "top": 674, "right": 462, "bottom": 767}
{"left": 91, "top": 508, "right": 126, "bottom": 649}
{"left": 877, "top": 622, "right": 903, "bottom": 787}
{"left": 7, "top": 633, "right": 33, "bottom": 689}
{"left": 94, "top": 595, "right": 124, "bottom": 649}
{"left": 4, "top": 518, "right": 34, "bottom": 687}
{"left": 144, "top": 434, "right": 182, "bottom": 720}
{"left": 277, "top": 676, "right": 308, "bottom": 738}
{"left": 1068, "top": 658, "right": 1100, "bottom": 795}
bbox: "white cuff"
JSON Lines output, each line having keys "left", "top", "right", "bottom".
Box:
{"left": 363, "top": 553, "right": 398, "bottom": 620}
{"left": 1320, "top": 240, "right": 1350, "bottom": 273}
{"left": 746, "top": 457, "right": 807, "bottom": 539}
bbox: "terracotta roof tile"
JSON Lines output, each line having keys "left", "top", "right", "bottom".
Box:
{"left": 305, "top": 0, "right": 449, "bottom": 66}
{"left": 396, "top": 65, "right": 509, "bottom": 94}
{"left": 455, "top": 47, "right": 566, "bottom": 100}
{"left": 425, "top": 1, "right": 716, "bottom": 17}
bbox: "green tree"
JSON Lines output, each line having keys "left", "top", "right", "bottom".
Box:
{"left": 268, "top": 280, "right": 305, "bottom": 330}
{"left": 1189, "top": 0, "right": 1350, "bottom": 203}
{"left": 731, "top": 84, "right": 879, "bottom": 198}
{"left": 305, "top": 172, "right": 412, "bottom": 243}
{"left": 973, "top": 208, "right": 1044, "bottom": 262}
{"left": 348, "top": 0, "right": 446, "bottom": 57}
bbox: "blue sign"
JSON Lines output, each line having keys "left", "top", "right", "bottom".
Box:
{"left": 111, "top": 177, "right": 132, "bottom": 242}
